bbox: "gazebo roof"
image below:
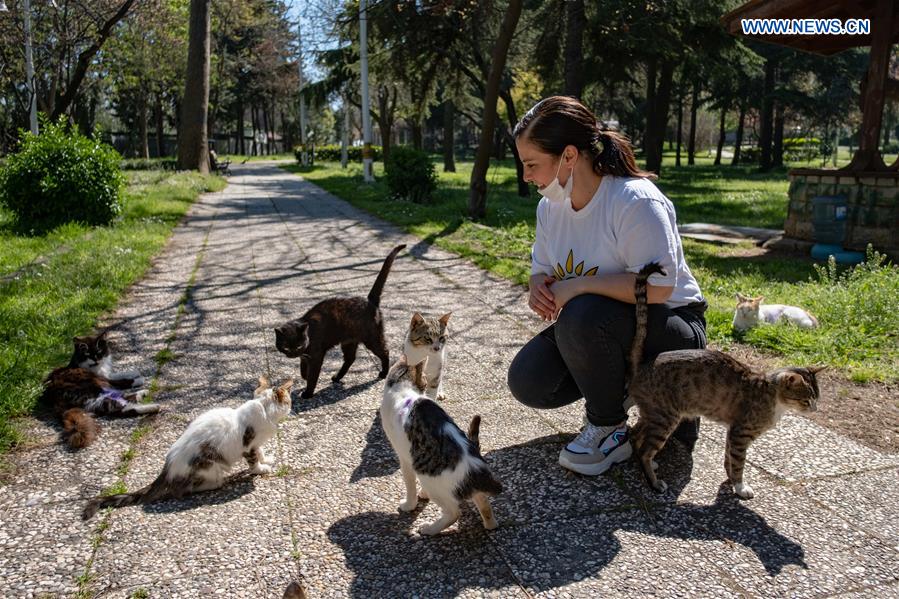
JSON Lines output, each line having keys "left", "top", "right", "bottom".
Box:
{"left": 720, "top": 0, "right": 899, "bottom": 55}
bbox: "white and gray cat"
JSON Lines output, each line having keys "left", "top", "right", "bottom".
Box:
{"left": 733, "top": 293, "right": 818, "bottom": 332}
{"left": 403, "top": 312, "right": 451, "bottom": 401}
{"left": 82, "top": 377, "right": 293, "bottom": 520}
{"left": 380, "top": 355, "right": 502, "bottom": 535}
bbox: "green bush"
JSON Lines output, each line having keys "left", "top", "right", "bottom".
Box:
{"left": 0, "top": 121, "right": 124, "bottom": 233}
{"left": 384, "top": 145, "right": 437, "bottom": 203}
{"left": 298, "top": 144, "right": 382, "bottom": 163}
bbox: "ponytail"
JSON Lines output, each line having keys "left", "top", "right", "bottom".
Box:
{"left": 590, "top": 130, "right": 656, "bottom": 180}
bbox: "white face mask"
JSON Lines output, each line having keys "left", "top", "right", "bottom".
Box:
{"left": 538, "top": 155, "right": 573, "bottom": 204}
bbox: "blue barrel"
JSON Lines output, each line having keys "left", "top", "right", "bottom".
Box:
{"left": 811, "top": 195, "right": 848, "bottom": 245}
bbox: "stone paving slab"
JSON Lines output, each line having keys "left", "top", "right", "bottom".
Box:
{"left": 3, "top": 163, "right": 899, "bottom": 598}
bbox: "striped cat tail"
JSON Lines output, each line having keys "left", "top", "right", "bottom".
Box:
{"left": 81, "top": 468, "right": 172, "bottom": 521}
{"left": 630, "top": 263, "right": 666, "bottom": 382}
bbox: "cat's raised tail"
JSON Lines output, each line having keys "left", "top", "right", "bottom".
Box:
{"left": 367, "top": 244, "right": 406, "bottom": 308}
{"left": 629, "top": 262, "right": 666, "bottom": 381}
{"left": 81, "top": 468, "right": 173, "bottom": 521}
{"left": 467, "top": 415, "right": 482, "bottom": 452}
{"left": 61, "top": 408, "right": 99, "bottom": 449}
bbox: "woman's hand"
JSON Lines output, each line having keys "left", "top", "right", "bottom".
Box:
{"left": 528, "top": 274, "right": 556, "bottom": 321}
{"left": 546, "top": 277, "right": 583, "bottom": 320}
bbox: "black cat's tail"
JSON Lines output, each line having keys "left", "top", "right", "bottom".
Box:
{"left": 61, "top": 408, "right": 99, "bottom": 449}
{"left": 367, "top": 244, "right": 406, "bottom": 307}
{"left": 630, "top": 263, "right": 666, "bottom": 382}
{"left": 81, "top": 467, "right": 173, "bottom": 521}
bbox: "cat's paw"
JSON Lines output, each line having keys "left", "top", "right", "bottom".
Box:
{"left": 418, "top": 522, "right": 447, "bottom": 536}
{"left": 251, "top": 464, "right": 272, "bottom": 475}
{"left": 651, "top": 479, "right": 668, "bottom": 494}
{"left": 734, "top": 482, "right": 754, "bottom": 499}
{"left": 417, "top": 489, "right": 429, "bottom": 500}
{"left": 398, "top": 499, "right": 418, "bottom": 512}
{"left": 436, "top": 393, "right": 446, "bottom": 402}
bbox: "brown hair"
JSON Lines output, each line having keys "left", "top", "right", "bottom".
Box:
{"left": 513, "top": 96, "right": 655, "bottom": 180}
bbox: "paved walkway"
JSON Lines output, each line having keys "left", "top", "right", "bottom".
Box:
{"left": 2, "top": 164, "right": 898, "bottom": 598}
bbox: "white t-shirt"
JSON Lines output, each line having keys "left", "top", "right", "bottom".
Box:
{"left": 531, "top": 175, "right": 703, "bottom": 309}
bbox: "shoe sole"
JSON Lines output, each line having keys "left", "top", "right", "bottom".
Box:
{"left": 559, "top": 442, "right": 633, "bottom": 476}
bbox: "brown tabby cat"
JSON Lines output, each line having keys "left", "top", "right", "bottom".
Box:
{"left": 628, "top": 263, "right": 823, "bottom": 499}
{"left": 41, "top": 331, "right": 158, "bottom": 449}
{"left": 275, "top": 245, "right": 405, "bottom": 398}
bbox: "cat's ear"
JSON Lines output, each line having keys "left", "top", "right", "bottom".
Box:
{"left": 73, "top": 337, "right": 88, "bottom": 352}
{"left": 97, "top": 330, "right": 109, "bottom": 340}
{"left": 275, "top": 379, "right": 294, "bottom": 403}
{"left": 411, "top": 312, "right": 424, "bottom": 327}
{"left": 257, "top": 376, "right": 271, "bottom": 392}
{"left": 775, "top": 371, "right": 805, "bottom": 387}
{"left": 735, "top": 293, "right": 748, "bottom": 303}
{"left": 807, "top": 365, "right": 827, "bottom": 375}
{"left": 754, "top": 295, "right": 765, "bottom": 304}
{"left": 438, "top": 312, "right": 452, "bottom": 327}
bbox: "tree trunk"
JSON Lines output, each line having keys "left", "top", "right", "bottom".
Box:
{"left": 759, "top": 57, "right": 776, "bottom": 171}
{"left": 563, "top": 0, "right": 585, "bottom": 99}
{"left": 261, "top": 105, "right": 270, "bottom": 155}
{"left": 443, "top": 99, "right": 455, "bottom": 172}
{"left": 155, "top": 92, "right": 165, "bottom": 158}
{"left": 412, "top": 122, "right": 423, "bottom": 150}
{"left": 469, "top": 0, "right": 523, "bottom": 219}
{"left": 732, "top": 99, "right": 746, "bottom": 165}
{"left": 773, "top": 101, "right": 784, "bottom": 167}
{"left": 643, "top": 58, "right": 657, "bottom": 157}
{"left": 498, "top": 88, "right": 529, "bottom": 197}
{"left": 714, "top": 101, "right": 728, "bottom": 166}
{"left": 138, "top": 94, "right": 149, "bottom": 159}
{"left": 237, "top": 100, "right": 245, "bottom": 155}
{"left": 646, "top": 61, "right": 674, "bottom": 175}
{"left": 176, "top": 0, "right": 211, "bottom": 172}
{"left": 251, "top": 106, "right": 259, "bottom": 156}
{"left": 675, "top": 88, "right": 683, "bottom": 167}
{"left": 687, "top": 78, "right": 699, "bottom": 165}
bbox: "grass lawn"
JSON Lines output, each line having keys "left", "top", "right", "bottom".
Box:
{"left": 285, "top": 153, "right": 899, "bottom": 384}
{"left": 0, "top": 170, "right": 227, "bottom": 455}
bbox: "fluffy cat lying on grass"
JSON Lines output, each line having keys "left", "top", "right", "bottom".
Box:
{"left": 732, "top": 293, "right": 818, "bottom": 332}
{"left": 41, "top": 330, "right": 157, "bottom": 449}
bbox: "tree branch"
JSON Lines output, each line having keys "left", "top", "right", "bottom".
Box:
{"left": 52, "top": 0, "right": 138, "bottom": 119}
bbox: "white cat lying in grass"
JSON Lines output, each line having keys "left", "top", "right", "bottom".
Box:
{"left": 733, "top": 293, "right": 818, "bottom": 332}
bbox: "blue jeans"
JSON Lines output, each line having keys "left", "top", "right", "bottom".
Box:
{"left": 507, "top": 294, "right": 707, "bottom": 436}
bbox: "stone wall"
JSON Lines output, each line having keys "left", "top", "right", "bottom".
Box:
{"left": 785, "top": 171, "right": 899, "bottom": 259}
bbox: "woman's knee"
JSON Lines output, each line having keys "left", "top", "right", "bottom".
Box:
{"left": 507, "top": 347, "right": 541, "bottom": 407}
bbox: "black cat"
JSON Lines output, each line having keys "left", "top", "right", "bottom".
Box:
{"left": 275, "top": 245, "right": 406, "bottom": 398}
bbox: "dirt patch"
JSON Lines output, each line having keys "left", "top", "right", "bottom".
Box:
{"left": 718, "top": 343, "right": 899, "bottom": 454}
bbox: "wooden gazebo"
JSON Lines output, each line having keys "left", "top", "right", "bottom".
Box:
{"left": 721, "top": 0, "right": 899, "bottom": 258}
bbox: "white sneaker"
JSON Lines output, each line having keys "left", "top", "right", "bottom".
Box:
{"left": 558, "top": 419, "right": 631, "bottom": 476}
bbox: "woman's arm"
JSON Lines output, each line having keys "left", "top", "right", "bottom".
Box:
{"left": 548, "top": 273, "right": 673, "bottom": 319}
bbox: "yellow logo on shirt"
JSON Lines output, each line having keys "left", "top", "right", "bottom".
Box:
{"left": 554, "top": 249, "right": 599, "bottom": 280}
